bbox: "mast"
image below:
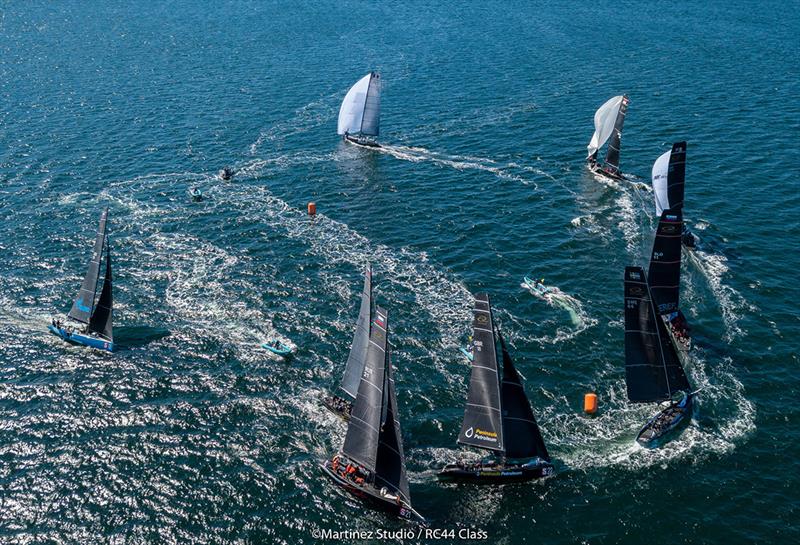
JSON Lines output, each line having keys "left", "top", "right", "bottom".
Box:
{"left": 604, "top": 95, "right": 629, "bottom": 172}
{"left": 647, "top": 210, "right": 683, "bottom": 316}
{"left": 624, "top": 267, "right": 690, "bottom": 403}
{"left": 497, "top": 331, "right": 550, "bottom": 461}
{"left": 341, "top": 307, "right": 389, "bottom": 473}
{"left": 88, "top": 243, "right": 113, "bottom": 341}
{"left": 457, "top": 294, "right": 504, "bottom": 454}
{"left": 68, "top": 208, "right": 108, "bottom": 324}
{"left": 340, "top": 264, "right": 372, "bottom": 399}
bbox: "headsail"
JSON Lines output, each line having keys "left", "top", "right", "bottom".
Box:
{"left": 341, "top": 264, "right": 372, "bottom": 399}
{"left": 624, "top": 267, "right": 691, "bottom": 403}
{"left": 652, "top": 142, "right": 687, "bottom": 216}
{"left": 68, "top": 208, "right": 108, "bottom": 324}
{"left": 586, "top": 95, "right": 625, "bottom": 160}
{"left": 647, "top": 210, "right": 683, "bottom": 315}
{"left": 374, "top": 341, "right": 411, "bottom": 503}
{"left": 87, "top": 245, "right": 113, "bottom": 341}
{"left": 342, "top": 307, "right": 389, "bottom": 473}
{"left": 457, "top": 294, "right": 504, "bottom": 453}
{"left": 337, "top": 72, "right": 381, "bottom": 137}
{"left": 603, "top": 95, "right": 629, "bottom": 171}
{"left": 497, "top": 333, "right": 550, "bottom": 461}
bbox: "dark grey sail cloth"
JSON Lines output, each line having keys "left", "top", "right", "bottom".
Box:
{"left": 374, "top": 343, "right": 411, "bottom": 503}
{"left": 497, "top": 333, "right": 550, "bottom": 461}
{"left": 457, "top": 294, "right": 504, "bottom": 453}
{"left": 647, "top": 209, "right": 683, "bottom": 315}
{"left": 360, "top": 72, "right": 380, "bottom": 136}
{"left": 88, "top": 246, "right": 113, "bottom": 341}
{"left": 341, "top": 307, "right": 388, "bottom": 473}
{"left": 68, "top": 208, "right": 108, "bottom": 324}
{"left": 624, "top": 267, "right": 691, "bottom": 403}
{"left": 667, "top": 141, "right": 687, "bottom": 211}
{"left": 341, "top": 264, "right": 373, "bottom": 399}
{"left": 604, "top": 95, "right": 629, "bottom": 171}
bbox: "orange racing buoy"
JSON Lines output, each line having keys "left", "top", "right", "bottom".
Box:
{"left": 584, "top": 392, "right": 598, "bottom": 414}
{"left": 308, "top": 202, "right": 317, "bottom": 216}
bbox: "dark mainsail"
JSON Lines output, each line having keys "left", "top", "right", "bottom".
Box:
{"left": 647, "top": 210, "right": 683, "bottom": 315}
{"left": 604, "top": 95, "right": 629, "bottom": 172}
{"left": 666, "top": 141, "right": 686, "bottom": 211}
{"left": 497, "top": 333, "right": 550, "bottom": 461}
{"left": 87, "top": 246, "right": 113, "bottom": 341}
{"left": 457, "top": 294, "right": 504, "bottom": 453}
{"left": 341, "top": 264, "right": 373, "bottom": 399}
{"left": 342, "top": 307, "right": 389, "bottom": 473}
{"left": 374, "top": 343, "right": 411, "bottom": 503}
{"left": 624, "top": 267, "right": 691, "bottom": 403}
{"left": 68, "top": 208, "right": 108, "bottom": 324}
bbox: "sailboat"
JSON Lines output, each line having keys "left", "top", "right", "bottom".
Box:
{"left": 586, "top": 95, "right": 630, "bottom": 180}
{"left": 652, "top": 141, "right": 696, "bottom": 248}
{"left": 647, "top": 208, "right": 691, "bottom": 353}
{"left": 439, "top": 294, "right": 554, "bottom": 483}
{"left": 337, "top": 72, "right": 381, "bottom": 148}
{"left": 624, "top": 267, "right": 694, "bottom": 446}
{"left": 48, "top": 207, "right": 115, "bottom": 352}
{"left": 322, "top": 265, "right": 372, "bottom": 420}
{"left": 320, "top": 307, "right": 424, "bottom": 523}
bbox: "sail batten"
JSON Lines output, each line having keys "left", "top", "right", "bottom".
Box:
{"left": 457, "top": 294, "right": 504, "bottom": 453}
{"left": 68, "top": 208, "right": 108, "bottom": 324}
{"left": 624, "top": 267, "right": 690, "bottom": 403}
{"left": 341, "top": 265, "right": 372, "bottom": 399}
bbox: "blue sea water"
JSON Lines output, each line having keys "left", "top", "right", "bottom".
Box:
{"left": 1, "top": 1, "right": 799, "bottom": 543}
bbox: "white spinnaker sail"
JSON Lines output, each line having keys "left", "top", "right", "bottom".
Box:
{"left": 652, "top": 150, "right": 671, "bottom": 216}
{"left": 337, "top": 73, "right": 380, "bottom": 136}
{"left": 586, "top": 95, "right": 624, "bottom": 159}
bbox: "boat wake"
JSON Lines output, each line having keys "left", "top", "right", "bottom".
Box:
{"left": 374, "top": 144, "right": 542, "bottom": 189}
{"left": 542, "top": 350, "right": 755, "bottom": 472}
{"left": 520, "top": 281, "right": 597, "bottom": 342}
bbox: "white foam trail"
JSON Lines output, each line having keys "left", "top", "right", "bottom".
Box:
{"left": 374, "top": 144, "right": 540, "bottom": 189}
{"left": 687, "top": 249, "right": 756, "bottom": 341}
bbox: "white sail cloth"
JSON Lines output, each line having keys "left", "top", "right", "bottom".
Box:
{"left": 337, "top": 72, "right": 380, "bottom": 136}
{"left": 586, "top": 95, "right": 624, "bottom": 159}
{"left": 652, "top": 150, "right": 671, "bottom": 216}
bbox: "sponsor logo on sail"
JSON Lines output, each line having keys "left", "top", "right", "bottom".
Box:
{"left": 473, "top": 428, "right": 498, "bottom": 443}
{"left": 76, "top": 299, "right": 91, "bottom": 312}
{"left": 476, "top": 314, "right": 488, "bottom": 324}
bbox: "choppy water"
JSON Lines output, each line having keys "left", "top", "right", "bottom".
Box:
{"left": 1, "top": 2, "right": 798, "bottom": 543}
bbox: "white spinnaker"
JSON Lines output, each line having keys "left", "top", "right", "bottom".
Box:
{"left": 652, "top": 150, "right": 671, "bottom": 216}
{"left": 586, "top": 95, "right": 624, "bottom": 159}
{"left": 337, "top": 73, "right": 372, "bottom": 135}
